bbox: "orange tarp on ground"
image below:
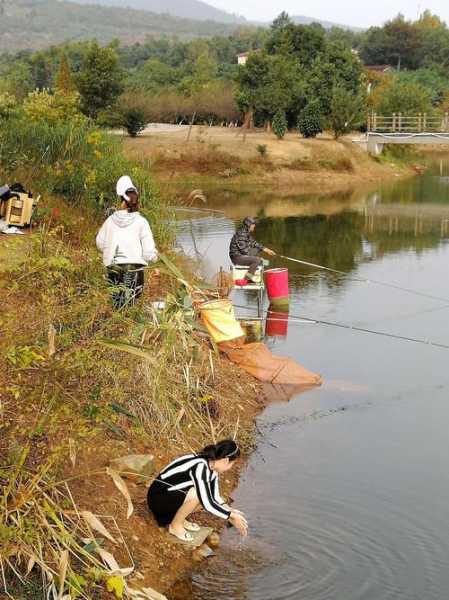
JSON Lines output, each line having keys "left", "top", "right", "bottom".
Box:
{"left": 219, "top": 340, "right": 322, "bottom": 388}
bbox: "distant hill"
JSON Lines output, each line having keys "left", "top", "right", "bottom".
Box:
{"left": 0, "top": 0, "right": 243, "bottom": 52}
{"left": 72, "top": 0, "right": 246, "bottom": 23}
{"left": 291, "top": 14, "right": 363, "bottom": 32}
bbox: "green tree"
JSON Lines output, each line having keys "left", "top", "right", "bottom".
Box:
{"left": 328, "top": 85, "right": 366, "bottom": 138}
{"left": 360, "top": 14, "right": 422, "bottom": 69}
{"left": 55, "top": 53, "right": 77, "bottom": 94}
{"left": 414, "top": 12, "right": 449, "bottom": 70}
{"left": 298, "top": 100, "right": 323, "bottom": 138}
{"left": 307, "top": 41, "right": 364, "bottom": 117}
{"left": 376, "top": 79, "right": 433, "bottom": 115}
{"left": 416, "top": 9, "right": 446, "bottom": 30}
{"left": 122, "top": 107, "right": 146, "bottom": 137}
{"left": 129, "top": 59, "right": 177, "bottom": 92}
{"left": 271, "top": 11, "right": 292, "bottom": 30}
{"left": 272, "top": 109, "right": 288, "bottom": 139}
{"left": 76, "top": 42, "right": 123, "bottom": 119}
{"left": 0, "top": 61, "right": 34, "bottom": 100}
{"left": 237, "top": 51, "right": 305, "bottom": 124}
{"left": 394, "top": 68, "right": 449, "bottom": 106}
{"left": 266, "top": 18, "right": 326, "bottom": 68}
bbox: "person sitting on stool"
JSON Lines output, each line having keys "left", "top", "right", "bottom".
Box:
{"left": 229, "top": 217, "right": 275, "bottom": 284}
{"left": 147, "top": 439, "right": 248, "bottom": 542}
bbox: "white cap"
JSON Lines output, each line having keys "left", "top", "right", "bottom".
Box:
{"left": 116, "top": 175, "right": 137, "bottom": 201}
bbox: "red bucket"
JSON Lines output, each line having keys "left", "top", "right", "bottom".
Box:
{"left": 264, "top": 268, "right": 289, "bottom": 305}
{"left": 266, "top": 306, "right": 289, "bottom": 337}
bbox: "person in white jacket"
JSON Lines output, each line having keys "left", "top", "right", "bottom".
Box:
{"left": 96, "top": 175, "right": 159, "bottom": 308}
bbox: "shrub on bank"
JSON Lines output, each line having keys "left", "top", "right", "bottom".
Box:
{"left": 272, "top": 109, "right": 288, "bottom": 139}
{"left": 298, "top": 100, "right": 323, "bottom": 138}
{"left": 0, "top": 114, "right": 169, "bottom": 242}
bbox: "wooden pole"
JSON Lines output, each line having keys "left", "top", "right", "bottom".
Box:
{"left": 186, "top": 112, "right": 197, "bottom": 142}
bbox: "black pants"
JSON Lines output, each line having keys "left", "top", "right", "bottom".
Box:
{"left": 107, "top": 263, "right": 144, "bottom": 309}
{"left": 230, "top": 253, "right": 262, "bottom": 275}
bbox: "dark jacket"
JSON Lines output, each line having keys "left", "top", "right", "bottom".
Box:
{"left": 229, "top": 225, "right": 263, "bottom": 259}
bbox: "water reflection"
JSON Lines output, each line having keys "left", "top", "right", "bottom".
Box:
{"left": 265, "top": 305, "right": 290, "bottom": 346}
{"left": 176, "top": 163, "right": 449, "bottom": 296}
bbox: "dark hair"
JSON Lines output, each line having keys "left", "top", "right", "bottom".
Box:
{"left": 121, "top": 189, "right": 139, "bottom": 213}
{"left": 243, "top": 216, "right": 256, "bottom": 229}
{"left": 198, "top": 439, "right": 240, "bottom": 462}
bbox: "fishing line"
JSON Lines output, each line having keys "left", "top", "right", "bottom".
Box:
{"left": 173, "top": 206, "right": 226, "bottom": 215}
{"left": 232, "top": 302, "right": 449, "bottom": 350}
{"left": 278, "top": 254, "right": 449, "bottom": 304}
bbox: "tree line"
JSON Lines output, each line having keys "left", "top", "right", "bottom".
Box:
{"left": 1, "top": 10, "right": 449, "bottom": 138}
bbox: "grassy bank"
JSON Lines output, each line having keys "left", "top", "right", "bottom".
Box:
{"left": 0, "top": 117, "right": 264, "bottom": 598}
{"left": 0, "top": 198, "right": 263, "bottom": 598}
{"left": 123, "top": 126, "right": 419, "bottom": 196}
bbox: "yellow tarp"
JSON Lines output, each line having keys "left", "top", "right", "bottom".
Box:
{"left": 200, "top": 299, "right": 245, "bottom": 344}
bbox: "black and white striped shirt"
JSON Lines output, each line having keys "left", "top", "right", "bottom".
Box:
{"left": 158, "top": 454, "right": 231, "bottom": 520}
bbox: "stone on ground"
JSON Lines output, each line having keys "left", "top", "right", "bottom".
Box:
{"left": 109, "top": 454, "right": 154, "bottom": 483}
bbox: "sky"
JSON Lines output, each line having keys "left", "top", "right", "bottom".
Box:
{"left": 208, "top": 0, "right": 449, "bottom": 28}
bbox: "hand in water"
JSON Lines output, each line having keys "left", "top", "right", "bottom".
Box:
{"left": 230, "top": 510, "right": 248, "bottom": 536}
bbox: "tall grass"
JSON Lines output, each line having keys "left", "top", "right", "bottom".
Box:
{"left": 0, "top": 116, "right": 172, "bottom": 244}
{"left": 1, "top": 211, "right": 256, "bottom": 596}
{"left": 0, "top": 447, "right": 131, "bottom": 599}
{"left": 0, "top": 115, "right": 257, "bottom": 596}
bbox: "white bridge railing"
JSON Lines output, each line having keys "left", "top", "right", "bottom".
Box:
{"left": 368, "top": 113, "right": 449, "bottom": 134}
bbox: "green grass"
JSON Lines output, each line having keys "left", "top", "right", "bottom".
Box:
{"left": 0, "top": 236, "right": 30, "bottom": 272}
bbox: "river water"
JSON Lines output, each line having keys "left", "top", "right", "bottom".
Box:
{"left": 171, "top": 157, "right": 449, "bottom": 600}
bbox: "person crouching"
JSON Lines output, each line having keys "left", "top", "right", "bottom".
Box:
{"left": 147, "top": 439, "right": 248, "bottom": 541}
{"left": 96, "top": 175, "right": 158, "bottom": 308}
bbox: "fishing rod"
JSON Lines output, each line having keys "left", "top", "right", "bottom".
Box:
{"left": 173, "top": 206, "right": 225, "bottom": 215}
{"left": 277, "top": 254, "right": 449, "bottom": 304}
{"left": 233, "top": 303, "right": 449, "bottom": 350}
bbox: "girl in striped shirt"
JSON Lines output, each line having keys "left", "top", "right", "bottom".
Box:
{"left": 147, "top": 439, "right": 248, "bottom": 542}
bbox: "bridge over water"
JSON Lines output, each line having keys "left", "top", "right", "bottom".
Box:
{"left": 357, "top": 114, "right": 449, "bottom": 154}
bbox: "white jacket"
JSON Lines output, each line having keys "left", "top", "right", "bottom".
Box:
{"left": 96, "top": 210, "right": 158, "bottom": 267}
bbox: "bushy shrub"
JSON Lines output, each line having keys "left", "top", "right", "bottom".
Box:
{"left": 23, "top": 89, "right": 82, "bottom": 124}
{"left": 298, "top": 101, "right": 323, "bottom": 138}
{"left": 122, "top": 107, "right": 146, "bottom": 137}
{"left": 328, "top": 85, "right": 366, "bottom": 139}
{"left": 256, "top": 144, "right": 268, "bottom": 158}
{"left": 0, "top": 116, "right": 166, "bottom": 240}
{"left": 272, "top": 109, "right": 288, "bottom": 139}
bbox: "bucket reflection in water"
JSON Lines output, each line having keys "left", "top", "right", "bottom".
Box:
{"left": 265, "top": 304, "right": 289, "bottom": 346}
